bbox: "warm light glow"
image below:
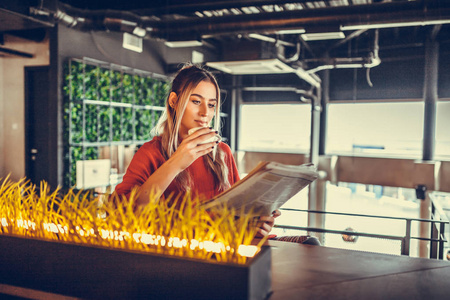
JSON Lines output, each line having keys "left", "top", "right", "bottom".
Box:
{"left": 0, "top": 177, "right": 266, "bottom": 264}
{"left": 0, "top": 217, "right": 247, "bottom": 256}
{"left": 237, "top": 245, "right": 259, "bottom": 257}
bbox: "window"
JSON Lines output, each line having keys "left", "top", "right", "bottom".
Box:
{"left": 436, "top": 101, "right": 450, "bottom": 159}
{"left": 327, "top": 102, "right": 424, "bottom": 158}
{"left": 239, "top": 104, "right": 311, "bottom": 152}
{"left": 64, "top": 58, "right": 170, "bottom": 188}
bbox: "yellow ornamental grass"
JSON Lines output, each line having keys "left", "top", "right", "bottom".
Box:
{"left": 0, "top": 176, "right": 267, "bottom": 264}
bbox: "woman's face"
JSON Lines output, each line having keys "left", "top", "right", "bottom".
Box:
{"left": 179, "top": 80, "right": 217, "bottom": 139}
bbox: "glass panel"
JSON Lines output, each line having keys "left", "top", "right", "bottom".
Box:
{"left": 327, "top": 102, "right": 424, "bottom": 158}
{"left": 239, "top": 104, "right": 311, "bottom": 152}
{"left": 63, "top": 59, "right": 170, "bottom": 188}
{"left": 112, "top": 107, "right": 122, "bottom": 142}
{"left": 84, "top": 64, "right": 98, "bottom": 100}
{"left": 98, "top": 106, "right": 111, "bottom": 142}
{"left": 70, "top": 103, "right": 83, "bottom": 144}
{"left": 122, "top": 107, "right": 134, "bottom": 141}
{"left": 98, "top": 68, "right": 111, "bottom": 102}
{"left": 122, "top": 73, "right": 134, "bottom": 104}
{"left": 135, "top": 109, "right": 152, "bottom": 141}
{"left": 85, "top": 104, "right": 98, "bottom": 143}
{"left": 436, "top": 101, "right": 450, "bottom": 159}
{"left": 142, "top": 77, "right": 155, "bottom": 106}
{"left": 134, "top": 75, "right": 144, "bottom": 105}
{"left": 70, "top": 61, "right": 84, "bottom": 101}
{"left": 111, "top": 70, "right": 122, "bottom": 103}
{"left": 154, "top": 80, "right": 169, "bottom": 106}
{"left": 68, "top": 146, "right": 82, "bottom": 187}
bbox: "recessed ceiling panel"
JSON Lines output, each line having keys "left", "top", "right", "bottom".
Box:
{"left": 207, "top": 59, "right": 293, "bottom": 75}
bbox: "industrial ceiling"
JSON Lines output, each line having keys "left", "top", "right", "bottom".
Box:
{"left": 1, "top": 1, "right": 449, "bottom": 80}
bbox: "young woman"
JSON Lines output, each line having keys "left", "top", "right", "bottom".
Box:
{"left": 114, "top": 64, "right": 278, "bottom": 237}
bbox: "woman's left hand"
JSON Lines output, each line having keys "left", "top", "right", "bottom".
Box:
{"left": 255, "top": 209, "right": 281, "bottom": 237}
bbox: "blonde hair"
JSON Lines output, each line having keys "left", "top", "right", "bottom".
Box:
{"left": 154, "top": 63, "right": 230, "bottom": 193}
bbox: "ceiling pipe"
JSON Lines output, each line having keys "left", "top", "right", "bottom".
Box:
{"left": 149, "top": 0, "right": 450, "bottom": 41}
{"left": 247, "top": 33, "right": 296, "bottom": 47}
{"left": 329, "top": 29, "right": 368, "bottom": 50}
{"left": 277, "top": 40, "right": 301, "bottom": 63}
{"left": 34, "top": 3, "right": 155, "bottom": 37}
{"left": 247, "top": 33, "right": 301, "bottom": 63}
{"left": 306, "top": 30, "right": 380, "bottom": 74}
{"left": 133, "top": 0, "right": 337, "bottom": 17}
{"left": 36, "top": 1, "right": 450, "bottom": 42}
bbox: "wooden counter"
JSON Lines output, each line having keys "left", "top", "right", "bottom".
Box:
{"left": 1, "top": 239, "right": 449, "bottom": 299}
{"left": 268, "top": 240, "right": 450, "bottom": 299}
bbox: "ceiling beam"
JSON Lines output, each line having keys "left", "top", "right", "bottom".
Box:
{"left": 149, "top": 0, "right": 450, "bottom": 41}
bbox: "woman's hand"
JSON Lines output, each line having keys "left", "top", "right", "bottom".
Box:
{"left": 136, "top": 127, "right": 219, "bottom": 206}
{"left": 255, "top": 209, "right": 281, "bottom": 238}
{"left": 169, "top": 127, "right": 219, "bottom": 171}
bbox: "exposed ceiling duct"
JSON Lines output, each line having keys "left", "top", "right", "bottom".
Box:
{"left": 148, "top": 0, "right": 450, "bottom": 41}
{"left": 18, "top": 0, "right": 450, "bottom": 88}
{"left": 30, "top": 1, "right": 450, "bottom": 42}
{"left": 306, "top": 30, "right": 381, "bottom": 74}
{"left": 206, "top": 59, "right": 293, "bottom": 75}
{"left": 206, "top": 58, "right": 321, "bottom": 87}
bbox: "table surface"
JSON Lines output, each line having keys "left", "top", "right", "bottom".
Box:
{"left": 267, "top": 240, "right": 450, "bottom": 300}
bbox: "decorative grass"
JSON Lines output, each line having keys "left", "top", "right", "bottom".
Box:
{"left": 0, "top": 176, "right": 267, "bottom": 264}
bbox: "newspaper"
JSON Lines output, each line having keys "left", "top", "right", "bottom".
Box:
{"left": 201, "top": 161, "right": 319, "bottom": 216}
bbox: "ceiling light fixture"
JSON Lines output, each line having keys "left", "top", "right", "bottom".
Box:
{"left": 300, "top": 31, "right": 345, "bottom": 41}
{"left": 164, "top": 40, "right": 203, "bottom": 48}
{"left": 206, "top": 58, "right": 293, "bottom": 75}
{"left": 132, "top": 27, "right": 146, "bottom": 38}
{"left": 276, "top": 28, "right": 306, "bottom": 34}
{"left": 341, "top": 19, "right": 450, "bottom": 31}
{"left": 248, "top": 33, "right": 277, "bottom": 43}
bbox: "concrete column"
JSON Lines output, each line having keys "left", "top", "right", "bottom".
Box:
{"left": 419, "top": 189, "right": 431, "bottom": 258}
{"left": 308, "top": 87, "right": 321, "bottom": 229}
{"left": 422, "top": 34, "right": 439, "bottom": 161}
{"left": 418, "top": 28, "right": 439, "bottom": 258}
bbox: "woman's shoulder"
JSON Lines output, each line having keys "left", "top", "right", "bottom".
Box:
{"left": 134, "top": 136, "right": 163, "bottom": 157}
{"left": 218, "top": 141, "right": 232, "bottom": 153}
{"left": 139, "top": 136, "right": 162, "bottom": 150}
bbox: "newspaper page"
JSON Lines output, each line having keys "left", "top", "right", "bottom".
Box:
{"left": 201, "top": 162, "right": 319, "bottom": 216}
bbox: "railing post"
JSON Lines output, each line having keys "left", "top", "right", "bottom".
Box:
{"left": 430, "top": 221, "right": 438, "bottom": 259}
{"left": 416, "top": 185, "right": 431, "bottom": 258}
{"left": 402, "top": 219, "right": 411, "bottom": 256}
{"left": 439, "top": 222, "right": 445, "bottom": 260}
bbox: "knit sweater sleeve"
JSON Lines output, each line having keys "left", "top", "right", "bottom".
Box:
{"left": 114, "top": 138, "right": 165, "bottom": 198}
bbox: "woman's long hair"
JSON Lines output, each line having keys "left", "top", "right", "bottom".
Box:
{"left": 154, "top": 63, "right": 230, "bottom": 193}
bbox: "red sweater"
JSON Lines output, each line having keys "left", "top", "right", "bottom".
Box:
{"left": 114, "top": 136, "right": 240, "bottom": 202}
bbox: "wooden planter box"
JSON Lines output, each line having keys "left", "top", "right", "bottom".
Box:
{"left": 0, "top": 235, "right": 271, "bottom": 300}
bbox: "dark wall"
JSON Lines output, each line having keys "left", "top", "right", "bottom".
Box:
{"left": 57, "top": 25, "right": 166, "bottom": 74}
{"left": 329, "top": 46, "right": 449, "bottom": 101}
{"left": 329, "top": 56, "right": 425, "bottom": 101}
{"left": 438, "top": 49, "right": 450, "bottom": 98}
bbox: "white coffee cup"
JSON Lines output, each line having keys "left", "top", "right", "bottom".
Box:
{"left": 188, "top": 127, "right": 221, "bottom": 159}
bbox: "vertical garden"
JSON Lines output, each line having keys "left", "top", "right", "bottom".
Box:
{"left": 63, "top": 58, "right": 171, "bottom": 188}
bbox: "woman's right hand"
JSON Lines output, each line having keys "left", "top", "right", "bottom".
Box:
{"left": 169, "top": 127, "right": 219, "bottom": 171}
{"left": 136, "top": 127, "right": 219, "bottom": 206}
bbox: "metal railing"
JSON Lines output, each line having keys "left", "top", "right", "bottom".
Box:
{"left": 274, "top": 200, "right": 449, "bottom": 260}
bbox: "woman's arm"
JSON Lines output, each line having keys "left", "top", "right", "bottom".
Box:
{"left": 136, "top": 128, "right": 219, "bottom": 205}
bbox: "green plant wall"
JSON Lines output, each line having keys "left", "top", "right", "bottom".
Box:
{"left": 63, "top": 58, "right": 170, "bottom": 188}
